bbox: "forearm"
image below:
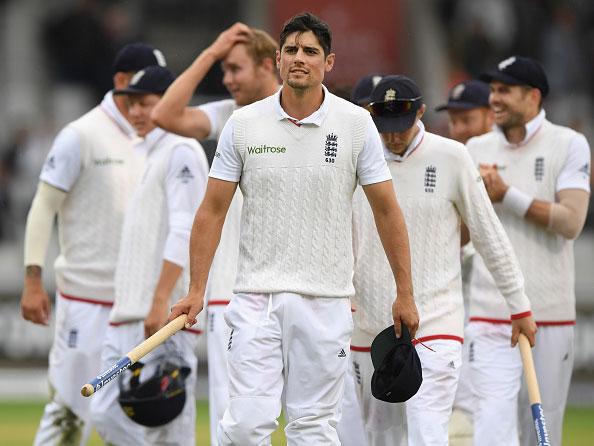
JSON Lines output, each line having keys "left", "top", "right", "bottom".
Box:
{"left": 187, "top": 206, "right": 226, "bottom": 296}
{"left": 24, "top": 182, "right": 65, "bottom": 271}
{"left": 151, "top": 50, "right": 217, "bottom": 137}
{"left": 505, "top": 187, "right": 589, "bottom": 239}
{"left": 152, "top": 260, "right": 184, "bottom": 304}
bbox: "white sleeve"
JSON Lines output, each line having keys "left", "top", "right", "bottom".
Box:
{"left": 556, "top": 133, "right": 591, "bottom": 193}
{"left": 208, "top": 117, "right": 243, "bottom": 182}
{"left": 356, "top": 115, "right": 392, "bottom": 186}
{"left": 163, "top": 144, "right": 208, "bottom": 267}
{"left": 39, "top": 127, "right": 82, "bottom": 192}
{"left": 198, "top": 99, "right": 236, "bottom": 140}
{"left": 454, "top": 147, "right": 531, "bottom": 316}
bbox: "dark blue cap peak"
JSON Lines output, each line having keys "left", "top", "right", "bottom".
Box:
{"left": 435, "top": 79, "right": 490, "bottom": 112}
{"left": 113, "top": 65, "right": 175, "bottom": 96}
{"left": 480, "top": 56, "right": 549, "bottom": 98}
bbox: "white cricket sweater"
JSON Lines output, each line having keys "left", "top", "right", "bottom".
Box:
{"left": 467, "top": 119, "right": 579, "bottom": 323}
{"left": 111, "top": 132, "right": 208, "bottom": 323}
{"left": 232, "top": 93, "right": 368, "bottom": 297}
{"left": 54, "top": 106, "right": 143, "bottom": 303}
{"left": 352, "top": 130, "right": 531, "bottom": 343}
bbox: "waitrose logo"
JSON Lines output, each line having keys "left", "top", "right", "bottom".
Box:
{"left": 247, "top": 145, "right": 287, "bottom": 155}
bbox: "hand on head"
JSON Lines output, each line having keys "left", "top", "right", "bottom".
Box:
{"left": 208, "top": 22, "right": 252, "bottom": 60}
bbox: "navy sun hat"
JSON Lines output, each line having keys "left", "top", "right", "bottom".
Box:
{"left": 480, "top": 55, "right": 549, "bottom": 98}
{"left": 435, "top": 79, "right": 490, "bottom": 112}
{"left": 112, "top": 42, "right": 167, "bottom": 74}
{"left": 368, "top": 75, "right": 423, "bottom": 133}
{"left": 370, "top": 324, "right": 423, "bottom": 403}
{"left": 113, "top": 65, "right": 175, "bottom": 96}
{"left": 351, "top": 74, "right": 384, "bottom": 106}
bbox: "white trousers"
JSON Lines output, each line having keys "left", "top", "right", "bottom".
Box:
{"left": 34, "top": 293, "right": 110, "bottom": 446}
{"left": 90, "top": 322, "right": 199, "bottom": 446}
{"left": 467, "top": 322, "right": 522, "bottom": 446}
{"left": 206, "top": 301, "right": 232, "bottom": 446}
{"left": 518, "top": 325, "right": 574, "bottom": 446}
{"left": 350, "top": 348, "right": 407, "bottom": 446}
{"left": 336, "top": 359, "right": 368, "bottom": 446}
{"left": 217, "top": 292, "right": 353, "bottom": 446}
{"left": 406, "top": 340, "right": 462, "bottom": 446}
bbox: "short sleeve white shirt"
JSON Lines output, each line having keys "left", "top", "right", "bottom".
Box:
{"left": 197, "top": 99, "right": 238, "bottom": 141}
{"left": 209, "top": 86, "right": 390, "bottom": 185}
{"left": 39, "top": 127, "right": 82, "bottom": 192}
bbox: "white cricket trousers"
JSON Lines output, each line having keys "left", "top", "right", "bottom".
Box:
{"left": 518, "top": 325, "right": 574, "bottom": 446}
{"left": 466, "top": 321, "right": 522, "bottom": 446}
{"left": 406, "top": 340, "right": 462, "bottom": 446}
{"left": 206, "top": 300, "right": 232, "bottom": 446}
{"left": 350, "top": 348, "right": 407, "bottom": 446}
{"left": 90, "top": 321, "right": 199, "bottom": 446}
{"left": 34, "top": 293, "right": 110, "bottom": 446}
{"left": 336, "top": 360, "right": 368, "bottom": 446}
{"left": 217, "top": 292, "right": 353, "bottom": 446}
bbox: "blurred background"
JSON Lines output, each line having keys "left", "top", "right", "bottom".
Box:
{"left": 0, "top": 0, "right": 593, "bottom": 413}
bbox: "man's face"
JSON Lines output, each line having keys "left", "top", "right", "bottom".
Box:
{"left": 446, "top": 107, "right": 493, "bottom": 144}
{"left": 381, "top": 120, "right": 420, "bottom": 155}
{"left": 222, "top": 44, "right": 269, "bottom": 106}
{"left": 277, "top": 31, "right": 334, "bottom": 92}
{"left": 489, "top": 81, "right": 536, "bottom": 130}
{"left": 127, "top": 93, "right": 160, "bottom": 137}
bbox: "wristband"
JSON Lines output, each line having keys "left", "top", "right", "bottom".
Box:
{"left": 502, "top": 186, "right": 533, "bottom": 218}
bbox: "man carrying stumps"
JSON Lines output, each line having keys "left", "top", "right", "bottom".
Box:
{"left": 169, "top": 12, "right": 418, "bottom": 445}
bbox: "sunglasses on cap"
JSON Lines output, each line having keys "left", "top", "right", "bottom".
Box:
{"left": 367, "top": 97, "right": 422, "bottom": 118}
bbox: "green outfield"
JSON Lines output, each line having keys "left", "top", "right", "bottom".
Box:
{"left": 1, "top": 400, "right": 593, "bottom": 445}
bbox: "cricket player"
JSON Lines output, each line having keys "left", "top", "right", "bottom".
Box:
{"left": 151, "top": 23, "right": 279, "bottom": 443}
{"left": 19, "top": 43, "right": 165, "bottom": 445}
{"left": 169, "top": 12, "right": 418, "bottom": 445}
{"left": 89, "top": 65, "right": 209, "bottom": 445}
{"left": 350, "top": 75, "right": 537, "bottom": 446}
{"left": 467, "top": 56, "right": 590, "bottom": 446}
{"left": 435, "top": 79, "right": 493, "bottom": 445}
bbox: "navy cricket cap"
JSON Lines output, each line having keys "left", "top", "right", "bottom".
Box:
{"left": 351, "top": 74, "right": 384, "bottom": 106}
{"left": 112, "top": 43, "right": 167, "bottom": 74}
{"left": 480, "top": 56, "right": 549, "bottom": 98}
{"left": 113, "top": 66, "right": 175, "bottom": 96}
{"left": 368, "top": 75, "right": 423, "bottom": 133}
{"left": 435, "top": 80, "right": 490, "bottom": 112}
{"left": 370, "top": 324, "right": 422, "bottom": 403}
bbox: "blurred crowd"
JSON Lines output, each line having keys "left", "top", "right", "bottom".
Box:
{"left": 1, "top": 0, "right": 593, "bottom": 244}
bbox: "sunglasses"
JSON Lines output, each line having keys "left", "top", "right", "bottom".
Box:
{"left": 367, "top": 97, "right": 422, "bottom": 117}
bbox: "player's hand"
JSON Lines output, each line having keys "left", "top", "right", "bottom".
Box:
{"left": 144, "top": 299, "right": 169, "bottom": 338}
{"left": 168, "top": 289, "right": 204, "bottom": 329}
{"left": 511, "top": 314, "right": 537, "bottom": 347}
{"left": 21, "top": 283, "right": 50, "bottom": 325}
{"left": 392, "top": 293, "right": 419, "bottom": 339}
{"left": 207, "top": 22, "right": 252, "bottom": 60}
{"left": 480, "top": 163, "right": 508, "bottom": 203}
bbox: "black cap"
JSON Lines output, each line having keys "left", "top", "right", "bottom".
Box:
{"left": 435, "top": 80, "right": 490, "bottom": 112}
{"left": 113, "top": 66, "right": 175, "bottom": 96}
{"left": 112, "top": 43, "right": 167, "bottom": 74}
{"left": 480, "top": 56, "right": 549, "bottom": 98}
{"left": 370, "top": 324, "right": 422, "bottom": 403}
{"left": 368, "top": 75, "right": 423, "bottom": 133}
{"left": 351, "top": 74, "right": 384, "bottom": 106}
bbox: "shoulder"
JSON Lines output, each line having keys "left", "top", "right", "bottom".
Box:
{"left": 543, "top": 119, "right": 579, "bottom": 140}
{"left": 198, "top": 98, "right": 237, "bottom": 115}
{"left": 233, "top": 94, "right": 276, "bottom": 120}
{"left": 466, "top": 131, "right": 497, "bottom": 150}
{"left": 327, "top": 92, "right": 368, "bottom": 119}
{"left": 423, "top": 132, "right": 467, "bottom": 160}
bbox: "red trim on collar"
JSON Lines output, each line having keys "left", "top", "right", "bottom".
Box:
{"left": 208, "top": 300, "right": 230, "bottom": 306}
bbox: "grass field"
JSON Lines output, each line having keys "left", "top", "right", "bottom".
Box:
{"left": 1, "top": 401, "right": 593, "bottom": 445}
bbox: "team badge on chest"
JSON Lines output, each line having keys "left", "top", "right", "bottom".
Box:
{"left": 325, "top": 133, "right": 338, "bottom": 164}
{"left": 424, "top": 165, "right": 436, "bottom": 193}
{"left": 534, "top": 157, "right": 544, "bottom": 181}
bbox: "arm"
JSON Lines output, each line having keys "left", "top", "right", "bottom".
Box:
{"left": 458, "top": 153, "right": 536, "bottom": 346}
{"left": 168, "top": 178, "right": 237, "bottom": 327}
{"left": 151, "top": 22, "right": 251, "bottom": 139}
{"left": 362, "top": 180, "right": 419, "bottom": 338}
{"left": 145, "top": 260, "right": 183, "bottom": 338}
{"left": 21, "top": 182, "right": 67, "bottom": 325}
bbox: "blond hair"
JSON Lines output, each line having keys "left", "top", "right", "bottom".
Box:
{"left": 244, "top": 28, "right": 278, "bottom": 66}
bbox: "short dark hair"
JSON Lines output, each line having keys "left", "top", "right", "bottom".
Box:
{"left": 279, "top": 12, "right": 332, "bottom": 56}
